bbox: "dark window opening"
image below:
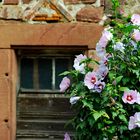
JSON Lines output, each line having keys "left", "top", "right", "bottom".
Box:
{"left": 20, "top": 56, "right": 73, "bottom": 92}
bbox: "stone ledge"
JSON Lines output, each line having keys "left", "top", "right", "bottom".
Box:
{"left": 0, "top": 22, "right": 103, "bottom": 49}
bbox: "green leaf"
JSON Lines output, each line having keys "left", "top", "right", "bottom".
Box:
{"left": 119, "top": 114, "right": 127, "bottom": 123}
{"left": 119, "top": 87, "right": 129, "bottom": 92}
{"left": 112, "top": 111, "right": 118, "bottom": 119}
{"left": 59, "top": 71, "right": 70, "bottom": 76}
{"left": 92, "top": 110, "right": 109, "bottom": 121}
{"left": 115, "top": 76, "right": 123, "bottom": 84}
{"left": 82, "top": 99, "right": 93, "bottom": 110}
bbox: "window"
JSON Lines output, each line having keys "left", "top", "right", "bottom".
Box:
{"left": 18, "top": 50, "right": 76, "bottom": 93}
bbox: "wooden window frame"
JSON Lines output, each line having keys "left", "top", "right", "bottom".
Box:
{"left": 17, "top": 49, "right": 85, "bottom": 94}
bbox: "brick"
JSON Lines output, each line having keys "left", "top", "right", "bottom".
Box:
{"left": 64, "top": 0, "right": 96, "bottom": 4}
{"left": 22, "top": 0, "right": 31, "bottom": 4}
{"left": 76, "top": 6, "right": 104, "bottom": 23}
{"left": 3, "top": 0, "right": 18, "bottom": 5}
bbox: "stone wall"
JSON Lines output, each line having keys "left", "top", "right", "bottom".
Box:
{"left": 0, "top": 0, "right": 105, "bottom": 24}
{"left": 0, "top": 0, "right": 140, "bottom": 24}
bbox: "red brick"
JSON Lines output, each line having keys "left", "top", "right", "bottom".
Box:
{"left": 76, "top": 6, "right": 104, "bottom": 23}
{"left": 3, "top": 0, "right": 18, "bottom": 5}
{"left": 22, "top": 0, "right": 31, "bottom": 4}
{"left": 64, "top": 0, "right": 96, "bottom": 4}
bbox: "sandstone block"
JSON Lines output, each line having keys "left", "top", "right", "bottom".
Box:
{"left": 64, "top": 0, "right": 96, "bottom": 4}
{"left": 76, "top": 6, "right": 104, "bottom": 23}
{"left": 3, "top": 0, "right": 18, "bottom": 5}
{"left": 22, "top": 0, "right": 31, "bottom": 4}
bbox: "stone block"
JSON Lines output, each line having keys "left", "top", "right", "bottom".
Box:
{"left": 0, "top": 5, "right": 23, "bottom": 19}
{"left": 3, "top": 0, "right": 18, "bottom": 5}
{"left": 22, "top": 0, "right": 31, "bottom": 4}
{"left": 76, "top": 6, "right": 104, "bottom": 23}
{"left": 64, "top": 0, "right": 96, "bottom": 4}
{"left": 0, "top": 23, "right": 103, "bottom": 49}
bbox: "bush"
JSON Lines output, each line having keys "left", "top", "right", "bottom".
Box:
{"left": 60, "top": 13, "right": 140, "bottom": 140}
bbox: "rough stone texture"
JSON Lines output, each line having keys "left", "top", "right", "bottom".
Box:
{"left": 3, "top": 0, "right": 18, "bottom": 5}
{"left": 120, "top": 0, "right": 140, "bottom": 16}
{"left": 76, "top": 6, "right": 104, "bottom": 22}
{"left": 0, "top": 23, "right": 103, "bottom": 49}
{"left": 101, "top": 0, "right": 105, "bottom": 6}
{"left": 104, "top": 0, "right": 140, "bottom": 16}
{"left": 0, "top": 5, "right": 23, "bottom": 19}
{"left": 64, "top": 0, "right": 96, "bottom": 4}
{"left": 50, "top": 0, "right": 74, "bottom": 21}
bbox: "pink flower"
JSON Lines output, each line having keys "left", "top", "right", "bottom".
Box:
{"left": 96, "top": 29, "right": 112, "bottom": 58}
{"left": 131, "top": 14, "right": 140, "bottom": 25}
{"left": 99, "top": 56, "right": 108, "bottom": 66}
{"left": 73, "top": 54, "right": 87, "bottom": 74}
{"left": 98, "top": 30, "right": 113, "bottom": 47}
{"left": 96, "top": 64, "right": 108, "bottom": 80}
{"left": 94, "top": 81, "right": 105, "bottom": 93}
{"left": 122, "top": 90, "right": 138, "bottom": 104}
{"left": 96, "top": 44, "right": 106, "bottom": 58}
{"left": 136, "top": 93, "right": 140, "bottom": 104}
{"left": 59, "top": 77, "right": 70, "bottom": 92}
{"left": 64, "top": 132, "right": 71, "bottom": 140}
{"left": 128, "top": 112, "right": 140, "bottom": 130}
{"left": 128, "top": 116, "right": 137, "bottom": 130}
{"left": 84, "top": 72, "right": 98, "bottom": 89}
{"left": 134, "top": 112, "right": 140, "bottom": 127}
{"left": 132, "top": 29, "right": 140, "bottom": 42}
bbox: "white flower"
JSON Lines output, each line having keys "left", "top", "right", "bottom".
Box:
{"left": 73, "top": 54, "right": 87, "bottom": 74}
{"left": 70, "top": 96, "right": 80, "bottom": 105}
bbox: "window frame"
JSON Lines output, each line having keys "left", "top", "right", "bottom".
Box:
{"left": 17, "top": 49, "right": 85, "bottom": 94}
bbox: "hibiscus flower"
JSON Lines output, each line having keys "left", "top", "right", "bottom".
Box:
{"left": 132, "top": 29, "right": 140, "bottom": 42}
{"left": 122, "top": 90, "right": 138, "bottom": 104}
{"left": 131, "top": 14, "right": 140, "bottom": 25}
{"left": 94, "top": 81, "right": 105, "bottom": 93}
{"left": 128, "top": 112, "right": 140, "bottom": 130}
{"left": 59, "top": 77, "right": 70, "bottom": 92}
{"left": 84, "top": 72, "right": 98, "bottom": 89}
{"left": 64, "top": 132, "right": 71, "bottom": 140}
{"left": 73, "top": 54, "right": 87, "bottom": 74}
{"left": 70, "top": 96, "right": 80, "bottom": 105}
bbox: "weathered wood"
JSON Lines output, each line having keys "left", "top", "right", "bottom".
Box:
{"left": 17, "top": 94, "right": 75, "bottom": 139}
